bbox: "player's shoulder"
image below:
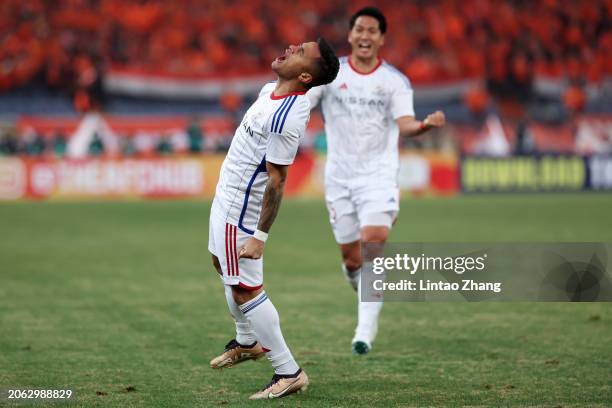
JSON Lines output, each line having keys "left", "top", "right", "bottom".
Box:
{"left": 269, "top": 93, "right": 310, "bottom": 134}
{"left": 336, "top": 56, "right": 351, "bottom": 74}
{"left": 258, "top": 81, "right": 277, "bottom": 97}
{"left": 380, "top": 61, "right": 412, "bottom": 89}
{"left": 282, "top": 93, "right": 311, "bottom": 119}
{"left": 294, "top": 93, "right": 311, "bottom": 110}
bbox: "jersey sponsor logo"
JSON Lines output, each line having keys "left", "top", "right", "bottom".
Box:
{"left": 333, "top": 95, "right": 385, "bottom": 108}
{"left": 241, "top": 120, "right": 255, "bottom": 137}
{"left": 339, "top": 82, "right": 348, "bottom": 90}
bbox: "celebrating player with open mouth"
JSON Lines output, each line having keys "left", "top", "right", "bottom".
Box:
{"left": 207, "top": 39, "right": 339, "bottom": 399}
{"left": 307, "top": 7, "right": 446, "bottom": 355}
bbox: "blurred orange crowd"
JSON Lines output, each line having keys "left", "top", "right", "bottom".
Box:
{"left": 1, "top": 0, "right": 611, "bottom": 93}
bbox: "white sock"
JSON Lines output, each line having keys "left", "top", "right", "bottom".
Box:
{"left": 239, "top": 291, "right": 299, "bottom": 375}
{"left": 353, "top": 273, "right": 383, "bottom": 345}
{"left": 223, "top": 285, "right": 256, "bottom": 346}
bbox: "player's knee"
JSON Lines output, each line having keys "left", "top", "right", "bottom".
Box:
{"left": 344, "top": 258, "right": 362, "bottom": 272}
{"left": 361, "top": 226, "right": 389, "bottom": 243}
{"left": 231, "top": 285, "right": 262, "bottom": 305}
{"left": 340, "top": 242, "right": 362, "bottom": 272}
{"left": 342, "top": 250, "right": 362, "bottom": 272}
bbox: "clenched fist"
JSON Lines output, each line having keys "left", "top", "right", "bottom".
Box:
{"left": 238, "top": 237, "right": 265, "bottom": 259}
{"left": 424, "top": 110, "right": 446, "bottom": 128}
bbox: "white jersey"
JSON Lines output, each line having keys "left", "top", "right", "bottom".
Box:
{"left": 307, "top": 56, "right": 414, "bottom": 188}
{"left": 212, "top": 82, "right": 310, "bottom": 234}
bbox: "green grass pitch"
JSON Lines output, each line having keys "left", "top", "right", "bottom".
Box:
{"left": 1, "top": 195, "right": 612, "bottom": 407}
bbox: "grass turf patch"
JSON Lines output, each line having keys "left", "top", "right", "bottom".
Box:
{"left": 1, "top": 195, "right": 612, "bottom": 407}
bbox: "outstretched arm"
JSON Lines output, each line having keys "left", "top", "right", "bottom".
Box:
{"left": 397, "top": 110, "right": 446, "bottom": 138}
{"left": 238, "top": 161, "right": 288, "bottom": 259}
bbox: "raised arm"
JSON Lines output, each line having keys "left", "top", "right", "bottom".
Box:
{"left": 238, "top": 161, "right": 288, "bottom": 259}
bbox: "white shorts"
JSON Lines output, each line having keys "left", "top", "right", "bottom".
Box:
{"left": 325, "top": 184, "right": 399, "bottom": 245}
{"left": 208, "top": 210, "right": 263, "bottom": 290}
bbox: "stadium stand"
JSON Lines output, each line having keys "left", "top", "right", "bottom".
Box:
{"left": 1, "top": 0, "right": 611, "bottom": 89}
{"left": 0, "top": 0, "right": 611, "bottom": 158}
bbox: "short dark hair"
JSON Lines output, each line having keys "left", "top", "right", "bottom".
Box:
{"left": 349, "top": 6, "right": 387, "bottom": 34}
{"left": 308, "top": 37, "right": 340, "bottom": 89}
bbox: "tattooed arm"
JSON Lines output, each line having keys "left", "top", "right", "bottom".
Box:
{"left": 238, "top": 161, "right": 288, "bottom": 259}
{"left": 257, "top": 161, "right": 288, "bottom": 233}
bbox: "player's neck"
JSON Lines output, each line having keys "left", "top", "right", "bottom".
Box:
{"left": 350, "top": 54, "right": 380, "bottom": 74}
{"left": 273, "top": 79, "right": 306, "bottom": 98}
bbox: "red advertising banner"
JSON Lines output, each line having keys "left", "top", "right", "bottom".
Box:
{"left": 0, "top": 156, "right": 223, "bottom": 200}
{"left": 0, "top": 151, "right": 459, "bottom": 201}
